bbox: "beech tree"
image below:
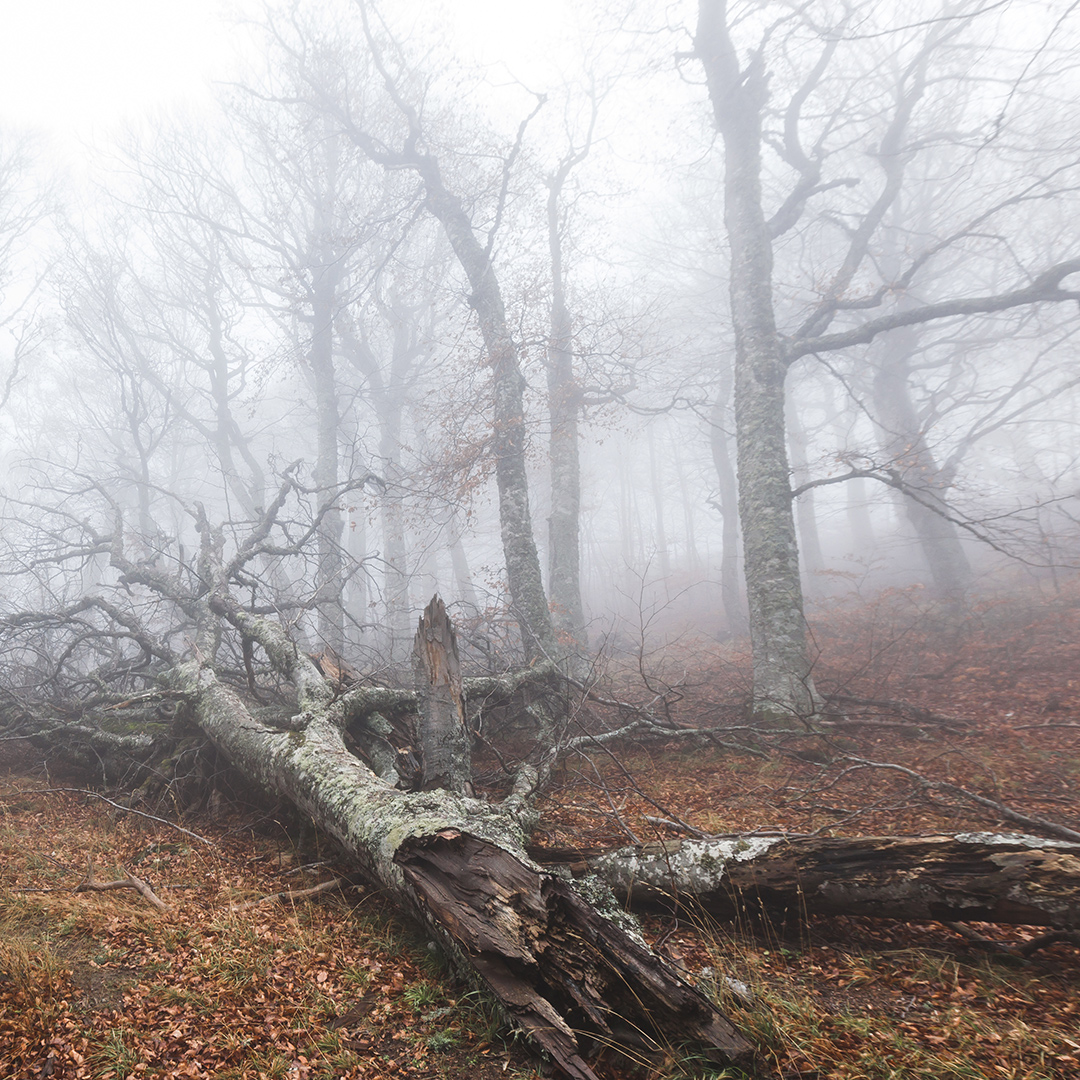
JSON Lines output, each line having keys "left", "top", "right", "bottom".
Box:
{"left": 543, "top": 117, "right": 595, "bottom": 652}
{"left": 693, "top": 0, "right": 1080, "bottom": 719}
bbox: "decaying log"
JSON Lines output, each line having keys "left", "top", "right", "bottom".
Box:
{"left": 397, "top": 831, "right": 751, "bottom": 1079}
{"left": 581, "top": 833, "right": 1080, "bottom": 929}
{"left": 413, "top": 595, "right": 472, "bottom": 795}
{"left": 171, "top": 658, "right": 752, "bottom": 1078}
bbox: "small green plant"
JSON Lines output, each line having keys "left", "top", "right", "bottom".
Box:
{"left": 458, "top": 988, "right": 513, "bottom": 1046}
{"left": 91, "top": 1028, "right": 139, "bottom": 1080}
{"left": 56, "top": 911, "right": 82, "bottom": 936}
{"left": 426, "top": 1029, "right": 460, "bottom": 1052}
{"left": 403, "top": 979, "right": 442, "bottom": 1010}
{"left": 342, "top": 965, "right": 371, "bottom": 989}
{"left": 249, "top": 1050, "right": 292, "bottom": 1079}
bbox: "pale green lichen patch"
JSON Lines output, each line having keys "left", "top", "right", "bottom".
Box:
{"left": 592, "top": 836, "right": 781, "bottom": 900}
{"left": 572, "top": 874, "right": 647, "bottom": 944}
{"left": 956, "top": 832, "right": 1080, "bottom": 850}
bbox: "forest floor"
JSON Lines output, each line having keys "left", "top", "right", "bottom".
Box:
{"left": 3, "top": 582, "right": 1080, "bottom": 1079}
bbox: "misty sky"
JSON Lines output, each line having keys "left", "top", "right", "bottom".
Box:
{"left": 0, "top": 0, "right": 570, "bottom": 148}
{"left": 0, "top": 0, "right": 246, "bottom": 140}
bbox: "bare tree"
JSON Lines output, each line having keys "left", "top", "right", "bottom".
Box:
{"left": 693, "top": 0, "right": 1080, "bottom": 719}
{"left": 282, "top": 4, "right": 559, "bottom": 663}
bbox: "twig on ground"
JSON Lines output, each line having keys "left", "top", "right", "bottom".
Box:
{"left": 232, "top": 872, "right": 367, "bottom": 911}
{"left": 1014, "top": 723, "right": 1080, "bottom": 730}
{"left": 76, "top": 858, "right": 168, "bottom": 910}
{"left": 947, "top": 922, "right": 1080, "bottom": 959}
{"left": 825, "top": 693, "right": 969, "bottom": 729}
{"left": 1017, "top": 929, "right": 1080, "bottom": 956}
{"left": 644, "top": 815, "right": 712, "bottom": 838}
{"left": 839, "top": 757, "right": 1080, "bottom": 842}
{"left": 0, "top": 787, "right": 215, "bottom": 847}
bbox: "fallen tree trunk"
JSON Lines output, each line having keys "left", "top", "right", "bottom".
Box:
{"left": 170, "top": 659, "right": 753, "bottom": 1078}
{"left": 578, "top": 833, "right": 1080, "bottom": 929}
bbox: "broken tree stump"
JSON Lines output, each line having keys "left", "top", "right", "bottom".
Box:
{"left": 413, "top": 595, "right": 472, "bottom": 795}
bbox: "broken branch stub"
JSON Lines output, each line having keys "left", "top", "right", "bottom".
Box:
{"left": 413, "top": 595, "right": 472, "bottom": 795}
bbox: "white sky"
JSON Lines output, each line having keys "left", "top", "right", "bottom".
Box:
{"left": 0, "top": 0, "right": 253, "bottom": 145}
{"left": 0, "top": 0, "right": 573, "bottom": 150}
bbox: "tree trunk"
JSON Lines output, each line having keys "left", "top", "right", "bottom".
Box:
{"left": 648, "top": 427, "right": 672, "bottom": 595}
{"left": 787, "top": 393, "right": 826, "bottom": 592}
{"left": 871, "top": 326, "right": 972, "bottom": 602}
{"left": 846, "top": 474, "right": 875, "bottom": 558}
{"left": 581, "top": 833, "right": 1080, "bottom": 929}
{"left": 709, "top": 390, "right": 746, "bottom": 635}
{"left": 414, "top": 158, "right": 556, "bottom": 664}
{"left": 697, "top": 1, "right": 820, "bottom": 720}
{"left": 307, "top": 211, "right": 346, "bottom": 654}
{"left": 446, "top": 508, "right": 480, "bottom": 612}
{"left": 380, "top": 411, "right": 413, "bottom": 666}
{"left": 545, "top": 183, "right": 587, "bottom": 651}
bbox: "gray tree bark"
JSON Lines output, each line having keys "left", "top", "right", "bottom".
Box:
{"left": 786, "top": 394, "right": 826, "bottom": 591}
{"left": 416, "top": 162, "right": 557, "bottom": 664}
{"left": 709, "top": 390, "right": 746, "bottom": 635}
{"left": 413, "top": 595, "right": 472, "bottom": 795}
{"left": 337, "top": 101, "right": 556, "bottom": 661}
{"left": 696, "top": 1, "right": 820, "bottom": 720}
{"left": 545, "top": 184, "right": 587, "bottom": 650}
{"left": 309, "top": 255, "right": 346, "bottom": 654}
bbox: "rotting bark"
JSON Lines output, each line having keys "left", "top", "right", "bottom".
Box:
{"left": 397, "top": 831, "right": 752, "bottom": 1078}
{"left": 577, "top": 833, "right": 1080, "bottom": 929}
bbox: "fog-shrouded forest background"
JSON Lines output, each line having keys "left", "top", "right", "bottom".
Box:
{"left": 1, "top": 0, "right": 1077, "bottom": 693}
{"left": 4, "top": 3, "right": 1080, "bottom": 1077}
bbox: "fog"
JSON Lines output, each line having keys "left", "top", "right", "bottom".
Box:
{"left": 1, "top": 0, "right": 1079, "bottom": 680}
